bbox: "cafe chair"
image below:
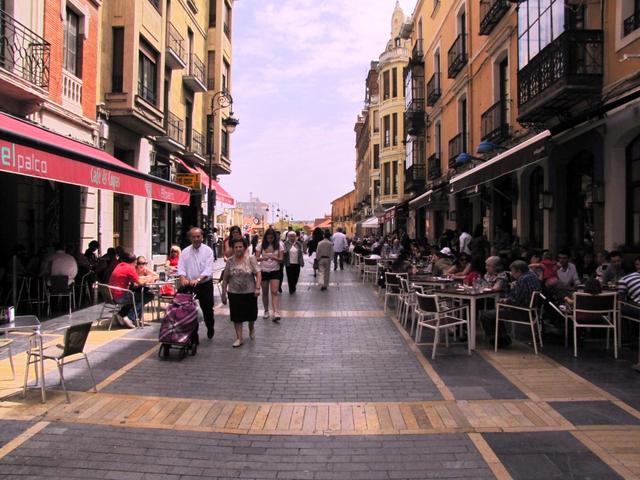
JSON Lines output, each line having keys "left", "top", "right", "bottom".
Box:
{"left": 95, "top": 283, "right": 139, "bottom": 330}
{"left": 77, "top": 271, "right": 96, "bottom": 307}
{"left": 362, "top": 258, "right": 379, "bottom": 285}
{"left": 495, "top": 291, "right": 545, "bottom": 354}
{"left": 384, "top": 272, "right": 406, "bottom": 314}
{"left": 414, "top": 293, "right": 470, "bottom": 359}
{"left": 398, "top": 277, "right": 415, "bottom": 331}
{"left": 565, "top": 292, "right": 618, "bottom": 358}
{"left": 46, "top": 275, "right": 76, "bottom": 318}
{"left": 0, "top": 338, "right": 15, "bottom": 380}
{"left": 24, "top": 322, "right": 97, "bottom": 403}
{"left": 619, "top": 299, "right": 640, "bottom": 365}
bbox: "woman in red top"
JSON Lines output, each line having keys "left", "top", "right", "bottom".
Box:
{"left": 108, "top": 253, "right": 153, "bottom": 328}
{"left": 463, "top": 256, "right": 485, "bottom": 286}
{"left": 165, "top": 245, "right": 181, "bottom": 274}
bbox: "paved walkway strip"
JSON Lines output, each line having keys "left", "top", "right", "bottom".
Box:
{"left": 572, "top": 429, "right": 640, "bottom": 479}
{"left": 468, "top": 432, "right": 513, "bottom": 480}
{"left": 0, "top": 421, "right": 49, "bottom": 460}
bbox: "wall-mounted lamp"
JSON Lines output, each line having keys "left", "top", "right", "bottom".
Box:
{"left": 539, "top": 191, "right": 554, "bottom": 210}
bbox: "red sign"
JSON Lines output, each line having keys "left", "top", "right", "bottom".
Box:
{"left": 0, "top": 140, "right": 190, "bottom": 205}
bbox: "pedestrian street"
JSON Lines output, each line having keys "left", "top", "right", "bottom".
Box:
{"left": 0, "top": 263, "right": 639, "bottom": 479}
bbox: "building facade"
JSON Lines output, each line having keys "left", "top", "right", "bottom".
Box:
{"left": 331, "top": 190, "right": 356, "bottom": 237}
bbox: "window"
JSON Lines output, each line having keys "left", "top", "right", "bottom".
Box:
{"left": 392, "top": 67, "right": 398, "bottom": 97}
{"left": 383, "top": 115, "right": 390, "bottom": 148}
{"left": 373, "top": 110, "right": 379, "bottom": 132}
{"left": 64, "top": 8, "right": 82, "bottom": 76}
{"left": 221, "top": 128, "right": 229, "bottom": 158}
{"left": 383, "top": 163, "right": 391, "bottom": 195}
{"left": 373, "top": 144, "right": 380, "bottom": 169}
{"left": 147, "top": 0, "right": 160, "bottom": 9}
{"left": 138, "top": 42, "right": 158, "bottom": 104}
{"left": 435, "top": 121, "right": 441, "bottom": 156}
{"left": 518, "top": 0, "right": 565, "bottom": 69}
{"left": 223, "top": 1, "right": 231, "bottom": 38}
{"left": 623, "top": 0, "right": 640, "bottom": 36}
{"left": 207, "top": 51, "right": 215, "bottom": 90}
{"left": 392, "top": 113, "right": 398, "bottom": 146}
{"left": 209, "top": 0, "right": 217, "bottom": 28}
{"left": 627, "top": 135, "right": 640, "bottom": 245}
{"left": 374, "top": 180, "right": 380, "bottom": 203}
{"left": 206, "top": 114, "right": 214, "bottom": 154}
{"left": 185, "top": 100, "right": 193, "bottom": 148}
{"left": 383, "top": 71, "right": 390, "bottom": 100}
{"left": 392, "top": 161, "right": 398, "bottom": 195}
{"left": 459, "top": 97, "right": 467, "bottom": 151}
{"left": 222, "top": 59, "right": 230, "bottom": 92}
{"left": 112, "top": 27, "right": 124, "bottom": 92}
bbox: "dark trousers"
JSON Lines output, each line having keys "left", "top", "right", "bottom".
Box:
{"left": 334, "top": 251, "right": 345, "bottom": 270}
{"left": 194, "top": 280, "right": 215, "bottom": 334}
{"left": 480, "top": 309, "right": 509, "bottom": 342}
{"left": 285, "top": 264, "right": 301, "bottom": 293}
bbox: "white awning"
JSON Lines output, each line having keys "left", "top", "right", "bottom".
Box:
{"left": 362, "top": 216, "right": 380, "bottom": 228}
{"left": 409, "top": 189, "right": 434, "bottom": 207}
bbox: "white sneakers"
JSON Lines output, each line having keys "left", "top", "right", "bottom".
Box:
{"left": 232, "top": 339, "right": 243, "bottom": 348}
{"left": 114, "top": 313, "right": 135, "bottom": 329}
{"left": 263, "top": 311, "right": 270, "bottom": 320}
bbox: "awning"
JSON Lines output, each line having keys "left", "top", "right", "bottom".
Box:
{"left": 409, "top": 189, "right": 433, "bottom": 208}
{"left": 0, "top": 113, "right": 190, "bottom": 205}
{"left": 194, "top": 167, "right": 235, "bottom": 206}
{"left": 450, "top": 130, "right": 550, "bottom": 193}
{"left": 361, "top": 216, "right": 380, "bottom": 229}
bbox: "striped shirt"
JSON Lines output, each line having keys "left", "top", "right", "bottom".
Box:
{"left": 618, "top": 272, "right": 640, "bottom": 304}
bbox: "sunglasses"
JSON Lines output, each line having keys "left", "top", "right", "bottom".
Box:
{"left": 137, "top": 262, "right": 147, "bottom": 266}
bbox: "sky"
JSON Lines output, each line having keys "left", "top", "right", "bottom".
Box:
{"left": 220, "top": 0, "right": 416, "bottom": 221}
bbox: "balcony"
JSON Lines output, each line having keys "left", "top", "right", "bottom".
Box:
{"left": 517, "top": 29, "right": 603, "bottom": 123}
{"left": 184, "top": 129, "right": 206, "bottom": 163}
{"left": 61, "top": 69, "right": 82, "bottom": 114}
{"left": 479, "top": 0, "right": 510, "bottom": 36}
{"left": 411, "top": 39, "right": 423, "bottom": 64}
{"left": 427, "top": 153, "right": 442, "bottom": 181}
{"left": 155, "top": 112, "right": 184, "bottom": 153}
{"left": 481, "top": 98, "right": 510, "bottom": 142}
{"left": 624, "top": 9, "right": 640, "bottom": 36}
{"left": 448, "top": 133, "right": 466, "bottom": 169}
{"left": 0, "top": 8, "right": 50, "bottom": 114}
{"left": 166, "top": 22, "right": 186, "bottom": 70}
{"left": 105, "top": 80, "right": 165, "bottom": 136}
{"left": 405, "top": 99, "right": 425, "bottom": 137}
{"left": 183, "top": 53, "right": 206, "bottom": 92}
{"left": 447, "top": 33, "right": 467, "bottom": 79}
{"left": 426, "top": 73, "right": 441, "bottom": 106}
{"left": 405, "top": 164, "right": 426, "bottom": 195}
{"left": 211, "top": 155, "right": 232, "bottom": 176}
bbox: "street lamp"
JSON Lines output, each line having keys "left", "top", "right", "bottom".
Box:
{"left": 208, "top": 91, "right": 239, "bottom": 233}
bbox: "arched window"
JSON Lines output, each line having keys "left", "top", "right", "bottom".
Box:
{"left": 627, "top": 135, "right": 640, "bottom": 246}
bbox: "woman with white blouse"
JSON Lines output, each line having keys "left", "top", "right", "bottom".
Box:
{"left": 255, "top": 228, "right": 284, "bottom": 322}
{"left": 283, "top": 231, "right": 305, "bottom": 294}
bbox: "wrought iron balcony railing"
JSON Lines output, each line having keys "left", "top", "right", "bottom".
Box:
{"left": 426, "top": 73, "right": 441, "bottom": 106}
{"left": 447, "top": 33, "right": 467, "bottom": 78}
{"left": 624, "top": 9, "right": 640, "bottom": 36}
{"left": 190, "top": 129, "right": 205, "bottom": 156}
{"left": 412, "top": 39, "right": 423, "bottom": 63}
{"left": 481, "top": 98, "right": 510, "bottom": 142}
{"left": 165, "top": 112, "right": 183, "bottom": 145}
{"left": 479, "top": 0, "right": 510, "bottom": 36}
{"left": 0, "top": 8, "right": 50, "bottom": 89}
{"left": 405, "top": 164, "right": 426, "bottom": 193}
{"left": 188, "top": 53, "right": 205, "bottom": 85}
{"left": 448, "top": 132, "right": 466, "bottom": 168}
{"left": 405, "top": 99, "right": 425, "bottom": 136}
{"left": 167, "top": 22, "right": 185, "bottom": 63}
{"left": 427, "top": 153, "right": 441, "bottom": 181}
{"left": 517, "top": 29, "right": 603, "bottom": 121}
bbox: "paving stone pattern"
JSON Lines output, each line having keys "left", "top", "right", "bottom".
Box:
{"left": 549, "top": 400, "right": 640, "bottom": 426}
{"left": 0, "top": 420, "right": 33, "bottom": 448}
{"left": 0, "top": 422, "right": 495, "bottom": 479}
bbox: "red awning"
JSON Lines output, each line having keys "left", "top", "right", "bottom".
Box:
{"left": 0, "top": 113, "right": 190, "bottom": 205}
{"left": 194, "top": 166, "right": 235, "bottom": 206}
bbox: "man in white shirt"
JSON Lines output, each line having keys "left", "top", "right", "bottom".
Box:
{"left": 459, "top": 229, "right": 472, "bottom": 256}
{"left": 178, "top": 228, "right": 215, "bottom": 339}
{"left": 331, "top": 228, "right": 348, "bottom": 271}
{"left": 317, "top": 230, "right": 334, "bottom": 290}
{"left": 42, "top": 244, "right": 78, "bottom": 286}
{"left": 556, "top": 251, "right": 580, "bottom": 289}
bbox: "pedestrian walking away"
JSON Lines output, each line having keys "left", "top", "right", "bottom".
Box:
{"left": 307, "top": 227, "right": 324, "bottom": 278}
{"left": 178, "top": 227, "right": 216, "bottom": 339}
{"left": 256, "top": 228, "right": 284, "bottom": 321}
{"left": 283, "top": 231, "right": 304, "bottom": 294}
{"left": 332, "top": 227, "right": 348, "bottom": 271}
{"left": 221, "top": 237, "right": 262, "bottom": 347}
{"left": 316, "top": 229, "right": 334, "bottom": 291}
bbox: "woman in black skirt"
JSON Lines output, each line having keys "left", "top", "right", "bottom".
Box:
{"left": 221, "top": 237, "right": 262, "bottom": 347}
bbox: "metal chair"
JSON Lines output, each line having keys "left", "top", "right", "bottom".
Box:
{"left": 619, "top": 299, "right": 640, "bottom": 366}
{"left": 77, "top": 271, "right": 95, "bottom": 307}
{"left": 414, "top": 293, "right": 470, "bottom": 359}
{"left": 362, "top": 258, "right": 378, "bottom": 285}
{"left": 24, "top": 322, "right": 97, "bottom": 403}
{"left": 0, "top": 339, "right": 15, "bottom": 380}
{"left": 565, "top": 292, "right": 618, "bottom": 358}
{"left": 46, "top": 276, "right": 76, "bottom": 317}
{"left": 95, "top": 283, "right": 139, "bottom": 329}
{"left": 495, "top": 291, "right": 545, "bottom": 354}
{"left": 384, "top": 272, "right": 406, "bottom": 313}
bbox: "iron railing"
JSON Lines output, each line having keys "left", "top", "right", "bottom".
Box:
{"left": 165, "top": 112, "right": 183, "bottom": 144}
{"left": 166, "top": 22, "right": 185, "bottom": 64}
{"left": 412, "top": 38, "right": 423, "bottom": 62}
{"left": 624, "top": 9, "right": 640, "bottom": 36}
{"left": 518, "top": 29, "right": 603, "bottom": 109}
{"left": 188, "top": 53, "right": 205, "bottom": 85}
{"left": 0, "top": 9, "right": 50, "bottom": 89}
{"left": 426, "top": 72, "right": 441, "bottom": 106}
{"left": 481, "top": 98, "right": 509, "bottom": 142}
{"left": 405, "top": 164, "right": 426, "bottom": 189}
{"left": 448, "top": 133, "right": 466, "bottom": 168}
{"left": 479, "top": 0, "right": 510, "bottom": 36}
{"left": 447, "top": 33, "right": 467, "bottom": 78}
{"left": 427, "top": 153, "right": 441, "bottom": 181}
{"left": 190, "top": 129, "right": 205, "bottom": 156}
{"left": 138, "top": 80, "right": 156, "bottom": 104}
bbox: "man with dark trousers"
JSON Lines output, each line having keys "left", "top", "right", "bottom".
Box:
{"left": 178, "top": 227, "right": 215, "bottom": 339}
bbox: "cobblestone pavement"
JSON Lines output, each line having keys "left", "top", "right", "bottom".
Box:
{"left": 0, "top": 263, "right": 639, "bottom": 479}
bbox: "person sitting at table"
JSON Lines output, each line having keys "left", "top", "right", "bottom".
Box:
{"left": 556, "top": 250, "right": 580, "bottom": 290}
{"left": 618, "top": 258, "right": 640, "bottom": 326}
{"left": 484, "top": 256, "right": 509, "bottom": 294}
{"left": 565, "top": 277, "right": 602, "bottom": 309}
{"left": 431, "top": 247, "right": 454, "bottom": 276}
{"left": 602, "top": 251, "right": 625, "bottom": 285}
{"left": 108, "top": 252, "right": 154, "bottom": 328}
{"left": 463, "top": 256, "right": 485, "bottom": 286}
{"left": 578, "top": 251, "right": 597, "bottom": 279}
{"left": 529, "top": 250, "right": 558, "bottom": 288}
{"left": 136, "top": 256, "right": 159, "bottom": 283}
{"left": 389, "top": 238, "right": 403, "bottom": 257}
{"left": 479, "top": 260, "right": 541, "bottom": 347}
{"left": 165, "top": 245, "right": 181, "bottom": 275}
{"left": 84, "top": 240, "right": 100, "bottom": 268}
{"left": 446, "top": 253, "right": 471, "bottom": 279}
{"left": 595, "top": 250, "right": 610, "bottom": 283}
{"left": 390, "top": 251, "right": 414, "bottom": 275}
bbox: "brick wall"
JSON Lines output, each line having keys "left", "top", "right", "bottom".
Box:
{"left": 44, "top": 0, "right": 98, "bottom": 120}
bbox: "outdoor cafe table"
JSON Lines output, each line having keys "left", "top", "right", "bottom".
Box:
{"left": 146, "top": 278, "right": 179, "bottom": 322}
{"left": 436, "top": 287, "right": 501, "bottom": 350}
{"left": 410, "top": 275, "right": 458, "bottom": 290}
{"left": 0, "top": 315, "right": 45, "bottom": 403}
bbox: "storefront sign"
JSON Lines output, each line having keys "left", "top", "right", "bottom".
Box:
{"left": 176, "top": 173, "right": 201, "bottom": 188}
